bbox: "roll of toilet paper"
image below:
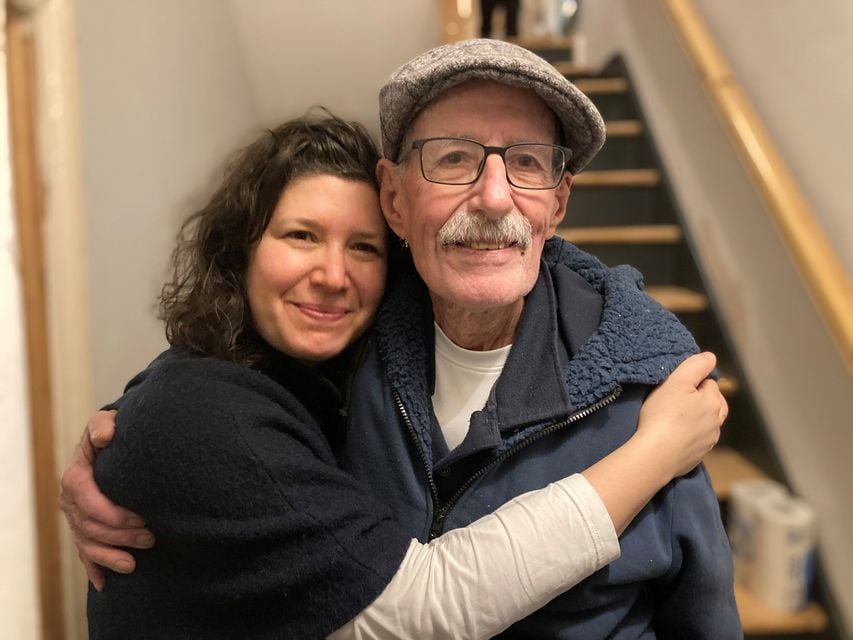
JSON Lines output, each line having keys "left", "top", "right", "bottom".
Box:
{"left": 727, "top": 479, "right": 788, "bottom": 584}
{"left": 749, "top": 495, "right": 817, "bottom": 612}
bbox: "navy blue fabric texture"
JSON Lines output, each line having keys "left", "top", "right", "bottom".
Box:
{"left": 340, "top": 236, "right": 743, "bottom": 639}
{"left": 88, "top": 349, "right": 409, "bottom": 639}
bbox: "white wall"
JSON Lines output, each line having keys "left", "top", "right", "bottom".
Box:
{"left": 0, "top": 5, "right": 42, "bottom": 637}
{"left": 225, "top": 0, "right": 440, "bottom": 136}
{"left": 76, "top": 0, "right": 263, "bottom": 406}
{"left": 694, "top": 0, "right": 853, "bottom": 274}
{"left": 578, "top": 2, "right": 853, "bottom": 635}
{"left": 76, "top": 0, "right": 440, "bottom": 407}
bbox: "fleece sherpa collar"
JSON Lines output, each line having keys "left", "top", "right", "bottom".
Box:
{"left": 542, "top": 239, "right": 699, "bottom": 408}
{"left": 375, "top": 237, "right": 698, "bottom": 456}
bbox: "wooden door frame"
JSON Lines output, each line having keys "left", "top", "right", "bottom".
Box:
{"left": 5, "top": 6, "right": 66, "bottom": 639}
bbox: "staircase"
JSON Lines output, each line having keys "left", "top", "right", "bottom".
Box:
{"left": 515, "top": 36, "right": 838, "bottom": 639}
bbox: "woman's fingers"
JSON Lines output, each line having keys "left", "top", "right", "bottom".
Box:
{"left": 668, "top": 352, "right": 717, "bottom": 389}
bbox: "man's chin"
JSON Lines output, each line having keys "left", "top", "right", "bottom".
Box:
{"left": 431, "top": 278, "right": 533, "bottom": 315}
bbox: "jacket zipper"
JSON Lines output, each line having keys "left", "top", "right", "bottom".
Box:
{"left": 394, "top": 392, "right": 441, "bottom": 516}
{"left": 408, "top": 385, "right": 623, "bottom": 540}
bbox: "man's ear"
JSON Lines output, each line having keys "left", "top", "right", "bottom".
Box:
{"left": 376, "top": 158, "right": 408, "bottom": 240}
{"left": 548, "top": 173, "right": 572, "bottom": 235}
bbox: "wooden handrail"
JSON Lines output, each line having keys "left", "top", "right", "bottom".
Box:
{"left": 662, "top": 0, "right": 853, "bottom": 371}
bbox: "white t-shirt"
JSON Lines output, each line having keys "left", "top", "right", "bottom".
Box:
{"left": 432, "top": 322, "right": 511, "bottom": 451}
{"left": 329, "top": 323, "right": 621, "bottom": 639}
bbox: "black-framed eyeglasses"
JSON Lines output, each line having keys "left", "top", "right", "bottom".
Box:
{"left": 408, "top": 137, "right": 572, "bottom": 190}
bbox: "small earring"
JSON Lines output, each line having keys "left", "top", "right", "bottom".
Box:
{"left": 401, "top": 238, "right": 409, "bottom": 249}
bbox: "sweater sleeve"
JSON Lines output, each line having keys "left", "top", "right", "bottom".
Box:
{"left": 91, "top": 356, "right": 621, "bottom": 639}
{"left": 90, "top": 358, "right": 412, "bottom": 639}
{"left": 330, "top": 473, "right": 619, "bottom": 640}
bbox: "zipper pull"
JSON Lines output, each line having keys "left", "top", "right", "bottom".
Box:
{"left": 429, "top": 506, "right": 449, "bottom": 540}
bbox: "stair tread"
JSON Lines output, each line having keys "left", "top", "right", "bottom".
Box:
{"left": 557, "top": 224, "right": 681, "bottom": 245}
{"left": 552, "top": 61, "right": 590, "bottom": 77}
{"left": 735, "top": 582, "right": 828, "bottom": 634}
{"left": 572, "top": 77, "right": 629, "bottom": 95}
{"left": 573, "top": 169, "right": 661, "bottom": 187}
{"left": 555, "top": 59, "right": 831, "bottom": 635}
{"left": 717, "top": 374, "right": 739, "bottom": 397}
{"left": 605, "top": 119, "right": 643, "bottom": 137}
{"left": 511, "top": 34, "right": 573, "bottom": 50}
{"left": 645, "top": 285, "right": 708, "bottom": 313}
{"left": 703, "top": 446, "right": 769, "bottom": 500}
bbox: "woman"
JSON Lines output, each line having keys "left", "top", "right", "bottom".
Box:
{"left": 73, "top": 110, "right": 726, "bottom": 638}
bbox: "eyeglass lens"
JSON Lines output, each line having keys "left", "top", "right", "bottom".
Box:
{"left": 418, "top": 138, "right": 567, "bottom": 189}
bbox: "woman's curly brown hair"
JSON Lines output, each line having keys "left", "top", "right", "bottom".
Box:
{"left": 159, "top": 108, "right": 383, "bottom": 366}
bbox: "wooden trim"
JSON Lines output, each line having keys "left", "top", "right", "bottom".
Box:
{"left": 510, "top": 34, "right": 573, "bottom": 50}
{"left": 6, "top": 14, "right": 66, "bottom": 640}
{"left": 557, "top": 224, "right": 682, "bottom": 245}
{"left": 703, "top": 446, "right": 769, "bottom": 500}
{"left": 717, "top": 374, "right": 738, "bottom": 398}
{"left": 439, "top": 0, "right": 476, "bottom": 42}
{"left": 703, "top": 447, "right": 829, "bottom": 631}
{"left": 735, "top": 582, "right": 828, "bottom": 634}
{"left": 573, "top": 168, "right": 661, "bottom": 188}
{"left": 663, "top": 0, "right": 853, "bottom": 371}
{"left": 552, "top": 60, "right": 589, "bottom": 77}
{"left": 573, "top": 77, "right": 629, "bottom": 95}
{"left": 605, "top": 119, "right": 643, "bottom": 137}
{"left": 645, "top": 285, "right": 709, "bottom": 313}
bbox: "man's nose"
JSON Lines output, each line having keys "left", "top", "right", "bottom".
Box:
{"left": 310, "top": 247, "right": 348, "bottom": 290}
{"left": 475, "top": 154, "right": 514, "bottom": 218}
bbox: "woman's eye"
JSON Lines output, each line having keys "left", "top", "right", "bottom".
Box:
{"left": 285, "top": 230, "right": 315, "bottom": 242}
{"left": 352, "top": 242, "right": 381, "bottom": 255}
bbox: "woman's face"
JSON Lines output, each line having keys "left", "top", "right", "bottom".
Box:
{"left": 246, "top": 174, "right": 387, "bottom": 363}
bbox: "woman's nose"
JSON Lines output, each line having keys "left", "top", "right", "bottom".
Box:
{"left": 310, "top": 248, "right": 348, "bottom": 290}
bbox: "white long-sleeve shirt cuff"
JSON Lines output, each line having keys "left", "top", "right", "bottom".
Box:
{"left": 330, "top": 473, "right": 620, "bottom": 640}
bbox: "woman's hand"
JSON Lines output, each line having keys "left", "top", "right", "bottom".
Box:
{"left": 59, "top": 410, "right": 153, "bottom": 590}
{"left": 634, "top": 352, "right": 727, "bottom": 479}
{"left": 581, "top": 352, "right": 727, "bottom": 535}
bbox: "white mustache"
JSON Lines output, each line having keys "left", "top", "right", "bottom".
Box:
{"left": 437, "top": 210, "right": 532, "bottom": 250}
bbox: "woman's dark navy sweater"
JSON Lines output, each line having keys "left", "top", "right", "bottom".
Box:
{"left": 88, "top": 348, "right": 409, "bottom": 639}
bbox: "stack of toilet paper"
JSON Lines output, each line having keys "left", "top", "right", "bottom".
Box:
{"left": 728, "top": 479, "right": 817, "bottom": 611}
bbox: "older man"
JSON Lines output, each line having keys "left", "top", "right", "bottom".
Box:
{"left": 63, "top": 40, "right": 740, "bottom": 638}
{"left": 339, "top": 40, "right": 740, "bottom": 638}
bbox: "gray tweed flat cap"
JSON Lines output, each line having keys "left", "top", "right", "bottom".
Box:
{"left": 379, "top": 38, "right": 605, "bottom": 174}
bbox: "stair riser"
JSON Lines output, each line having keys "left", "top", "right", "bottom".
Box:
{"left": 569, "top": 242, "right": 682, "bottom": 286}
{"left": 566, "top": 186, "right": 676, "bottom": 226}
{"left": 533, "top": 48, "right": 573, "bottom": 64}
{"left": 583, "top": 94, "right": 637, "bottom": 121}
{"left": 587, "top": 136, "right": 656, "bottom": 171}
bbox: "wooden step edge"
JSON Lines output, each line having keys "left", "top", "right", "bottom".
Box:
{"left": 702, "top": 446, "right": 770, "bottom": 501}
{"left": 645, "top": 285, "right": 708, "bottom": 314}
{"left": 605, "top": 119, "right": 643, "bottom": 137}
{"left": 511, "top": 34, "right": 573, "bottom": 50}
{"left": 572, "top": 77, "right": 629, "bottom": 95}
{"left": 557, "top": 224, "right": 682, "bottom": 245}
{"left": 552, "top": 60, "right": 591, "bottom": 77}
{"left": 717, "top": 374, "right": 739, "bottom": 398}
{"left": 573, "top": 169, "right": 661, "bottom": 188}
{"left": 735, "top": 582, "right": 828, "bottom": 635}
{"left": 702, "top": 452, "right": 829, "bottom": 633}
